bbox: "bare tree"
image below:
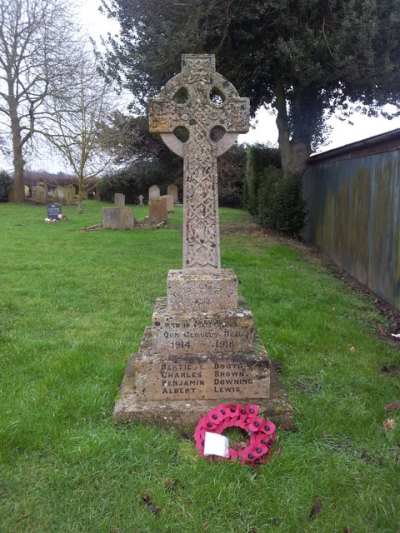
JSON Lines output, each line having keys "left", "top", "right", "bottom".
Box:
{"left": 0, "top": 0, "right": 75, "bottom": 202}
{"left": 46, "top": 52, "right": 115, "bottom": 212}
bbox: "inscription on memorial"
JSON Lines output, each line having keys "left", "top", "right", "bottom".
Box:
{"left": 152, "top": 299, "right": 254, "bottom": 355}
{"left": 148, "top": 358, "right": 269, "bottom": 401}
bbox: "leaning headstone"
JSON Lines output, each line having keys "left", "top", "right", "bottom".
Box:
{"left": 160, "top": 194, "right": 174, "bottom": 213}
{"left": 102, "top": 207, "right": 134, "bottom": 229}
{"left": 114, "top": 193, "right": 125, "bottom": 206}
{"left": 148, "top": 197, "right": 168, "bottom": 224}
{"left": 114, "top": 55, "right": 291, "bottom": 426}
{"left": 148, "top": 185, "right": 160, "bottom": 202}
{"left": 167, "top": 184, "right": 179, "bottom": 204}
{"left": 32, "top": 182, "right": 48, "bottom": 204}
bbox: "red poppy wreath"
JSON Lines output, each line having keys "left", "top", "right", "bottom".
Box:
{"left": 194, "top": 404, "right": 276, "bottom": 466}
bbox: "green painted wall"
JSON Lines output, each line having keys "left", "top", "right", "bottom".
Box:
{"left": 303, "top": 151, "right": 400, "bottom": 310}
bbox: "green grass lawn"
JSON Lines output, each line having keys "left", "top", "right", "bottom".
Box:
{"left": 1, "top": 201, "right": 399, "bottom": 532}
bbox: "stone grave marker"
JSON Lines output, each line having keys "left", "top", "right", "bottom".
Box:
{"left": 167, "top": 184, "right": 179, "bottom": 204}
{"left": 102, "top": 208, "right": 135, "bottom": 229}
{"left": 114, "top": 54, "right": 291, "bottom": 427}
{"left": 114, "top": 193, "right": 125, "bottom": 206}
{"left": 148, "top": 197, "right": 168, "bottom": 224}
{"left": 53, "top": 184, "right": 76, "bottom": 205}
{"left": 148, "top": 185, "right": 160, "bottom": 202}
{"left": 102, "top": 193, "right": 134, "bottom": 229}
{"left": 138, "top": 194, "right": 144, "bottom": 205}
{"left": 32, "top": 182, "right": 48, "bottom": 204}
{"left": 47, "top": 203, "right": 62, "bottom": 220}
{"left": 160, "top": 194, "right": 174, "bottom": 213}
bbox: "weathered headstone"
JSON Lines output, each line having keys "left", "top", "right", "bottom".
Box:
{"left": 102, "top": 207, "right": 134, "bottom": 229}
{"left": 32, "top": 182, "right": 48, "bottom": 204}
{"left": 47, "top": 203, "right": 62, "bottom": 220}
{"left": 53, "top": 184, "right": 76, "bottom": 205}
{"left": 114, "top": 55, "right": 291, "bottom": 426}
{"left": 167, "top": 184, "right": 179, "bottom": 204}
{"left": 148, "top": 185, "right": 160, "bottom": 202}
{"left": 160, "top": 194, "right": 174, "bottom": 213}
{"left": 138, "top": 194, "right": 144, "bottom": 205}
{"left": 148, "top": 197, "right": 168, "bottom": 224}
{"left": 114, "top": 193, "right": 125, "bottom": 206}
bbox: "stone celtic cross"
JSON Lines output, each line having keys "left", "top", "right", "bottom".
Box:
{"left": 149, "top": 54, "right": 249, "bottom": 270}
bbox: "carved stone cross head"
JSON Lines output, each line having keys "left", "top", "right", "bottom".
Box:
{"left": 149, "top": 54, "right": 249, "bottom": 157}
{"left": 149, "top": 54, "right": 249, "bottom": 270}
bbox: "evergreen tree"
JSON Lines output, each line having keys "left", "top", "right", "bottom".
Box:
{"left": 101, "top": 0, "right": 400, "bottom": 177}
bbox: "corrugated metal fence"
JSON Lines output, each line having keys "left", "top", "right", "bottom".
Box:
{"left": 303, "top": 145, "right": 400, "bottom": 310}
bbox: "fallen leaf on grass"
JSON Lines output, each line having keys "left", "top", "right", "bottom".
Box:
{"left": 382, "top": 418, "right": 396, "bottom": 431}
{"left": 309, "top": 497, "right": 322, "bottom": 520}
{"left": 349, "top": 345, "right": 355, "bottom": 353}
{"left": 385, "top": 402, "right": 400, "bottom": 412}
{"left": 141, "top": 492, "right": 161, "bottom": 515}
{"left": 164, "top": 478, "right": 178, "bottom": 491}
{"left": 376, "top": 324, "right": 386, "bottom": 336}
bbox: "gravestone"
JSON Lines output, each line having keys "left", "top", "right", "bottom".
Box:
{"left": 148, "top": 185, "right": 160, "bottom": 202}
{"left": 148, "top": 197, "right": 168, "bottom": 224}
{"left": 47, "top": 203, "right": 62, "bottom": 220}
{"left": 114, "top": 55, "right": 291, "bottom": 426}
{"left": 160, "top": 194, "right": 174, "bottom": 213}
{"left": 53, "top": 184, "right": 76, "bottom": 205}
{"left": 114, "top": 193, "right": 125, "bottom": 206}
{"left": 167, "top": 184, "right": 179, "bottom": 204}
{"left": 32, "top": 182, "right": 48, "bottom": 204}
{"left": 102, "top": 207, "right": 134, "bottom": 229}
{"left": 138, "top": 194, "right": 144, "bottom": 205}
{"left": 102, "top": 193, "right": 134, "bottom": 229}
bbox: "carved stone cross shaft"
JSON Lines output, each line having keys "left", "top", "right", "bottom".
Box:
{"left": 149, "top": 54, "right": 249, "bottom": 270}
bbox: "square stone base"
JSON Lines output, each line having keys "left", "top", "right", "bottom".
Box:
{"left": 167, "top": 269, "right": 238, "bottom": 312}
{"left": 113, "top": 358, "right": 292, "bottom": 428}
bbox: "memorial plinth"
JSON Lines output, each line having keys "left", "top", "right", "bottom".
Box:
{"left": 113, "top": 55, "right": 292, "bottom": 427}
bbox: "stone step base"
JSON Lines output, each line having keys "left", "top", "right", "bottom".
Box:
{"left": 134, "top": 345, "right": 270, "bottom": 402}
{"left": 167, "top": 269, "right": 238, "bottom": 312}
{"left": 114, "top": 362, "right": 292, "bottom": 428}
{"left": 151, "top": 297, "right": 255, "bottom": 356}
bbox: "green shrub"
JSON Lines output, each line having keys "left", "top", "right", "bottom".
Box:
{"left": 257, "top": 167, "right": 307, "bottom": 236}
{"left": 98, "top": 164, "right": 175, "bottom": 203}
{"left": 0, "top": 171, "right": 12, "bottom": 202}
{"left": 218, "top": 186, "right": 243, "bottom": 208}
{"left": 244, "top": 144, "right": 280, "bottom": 214}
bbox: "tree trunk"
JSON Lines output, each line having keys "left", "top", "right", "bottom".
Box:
{"left": 274, "top": 77, "right": 310, "bottom": 178}
{"left": 78, "top": 173, "right": 84, "bottom": 214}
{"left": 274, "top": 77, "right": 292, "bottom": 178}
{"left": 9, "top": 107, "right": 25, "bottom": 203}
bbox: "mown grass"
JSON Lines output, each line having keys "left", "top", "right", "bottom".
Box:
{"left": 0, "top": 200, "right": 399, "bottom": 532}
